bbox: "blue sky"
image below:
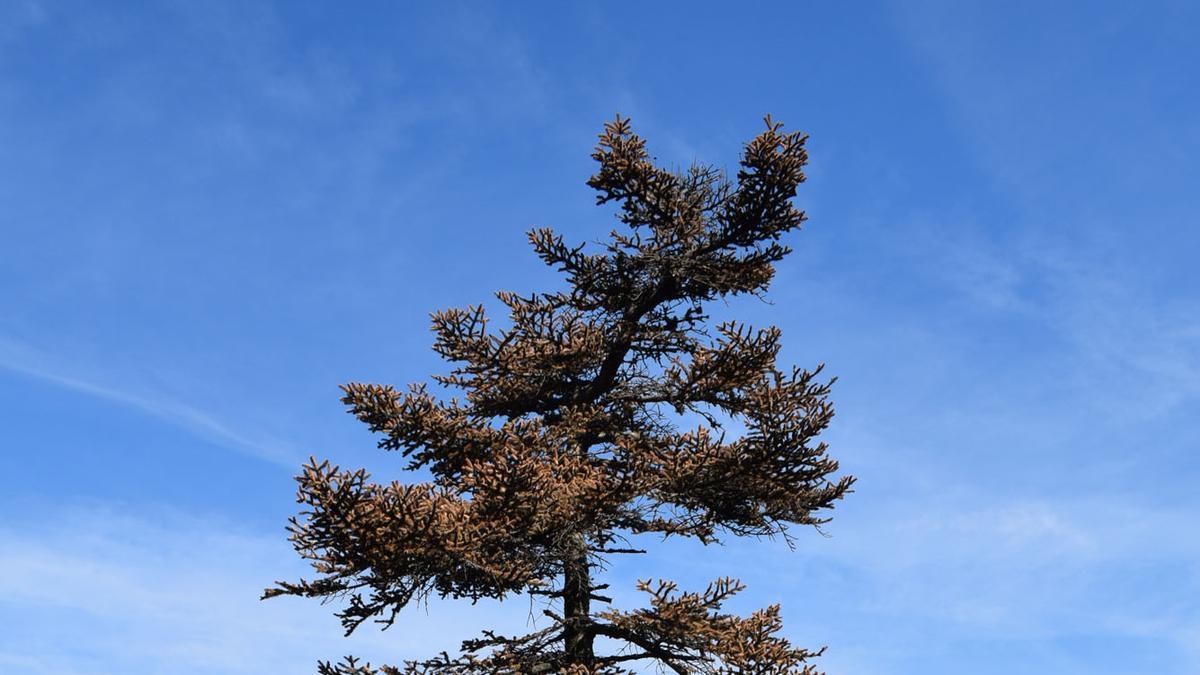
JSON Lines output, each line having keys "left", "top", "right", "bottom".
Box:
{"left": 1, "top": 1, "right": 1197, "bottom": 673}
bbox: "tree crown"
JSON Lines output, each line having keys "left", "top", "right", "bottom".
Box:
{"left": 266, "top": 116, "right": 854, "bottom": 674}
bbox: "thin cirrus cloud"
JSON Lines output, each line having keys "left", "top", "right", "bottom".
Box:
{"left": 0, "top": 335, "right": 298, "bottom": 467}
{"left": 698, "top": 490, "right": 1200, "bottom": 674}
{"left": 0, "top": 506, "right": 530, "bottom": 675}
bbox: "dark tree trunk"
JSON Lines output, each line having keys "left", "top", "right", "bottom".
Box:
{"left": 562, "top": 537, "right": 595, "bottom": 668}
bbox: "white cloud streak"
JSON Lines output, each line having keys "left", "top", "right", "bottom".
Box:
{"left": 0, "top": 335, "right": 298, "bottom": 466}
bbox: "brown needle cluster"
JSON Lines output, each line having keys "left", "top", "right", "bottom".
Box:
{"left": 265, "top": 116, "right": 855, "bottom": 674}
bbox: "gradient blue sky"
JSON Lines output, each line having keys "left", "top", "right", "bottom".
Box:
{"left": 2, "top": 2, "right": 1198, "bottom": 673}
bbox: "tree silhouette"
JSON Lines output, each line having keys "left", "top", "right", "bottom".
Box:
{"left": 265, "top": 116, "right": 855, "bottom": 674}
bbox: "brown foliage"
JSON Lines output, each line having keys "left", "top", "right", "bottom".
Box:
{"left": 265, "top": 116, "right": 855, "bottom": 673}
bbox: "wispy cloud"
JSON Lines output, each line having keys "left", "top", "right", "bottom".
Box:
{"left": 904, "top": 219, "right": 1200, "bottom": 421}
{"left": 0, "top": 335, "right": 298, "bottom": 466}
{"left": 708, "top": 491, "right": 1200, "bottom": 674}
{"left": 0, "top": 505, "right": 530, "bottom": 675}
{"left": 886, "top": 3, "right": 1200, "bottom": 423}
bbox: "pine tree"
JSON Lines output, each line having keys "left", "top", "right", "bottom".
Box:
{"left": 265, "top": 116, "right": 855, "bottom": 674}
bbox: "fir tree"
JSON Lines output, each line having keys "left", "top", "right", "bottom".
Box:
{"left": 265, "top": 116, "right": 855, "bottom": 674}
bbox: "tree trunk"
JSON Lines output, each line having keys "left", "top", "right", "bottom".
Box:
{"left": 562, "top": 536, "right": 595, "bottom": 668}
